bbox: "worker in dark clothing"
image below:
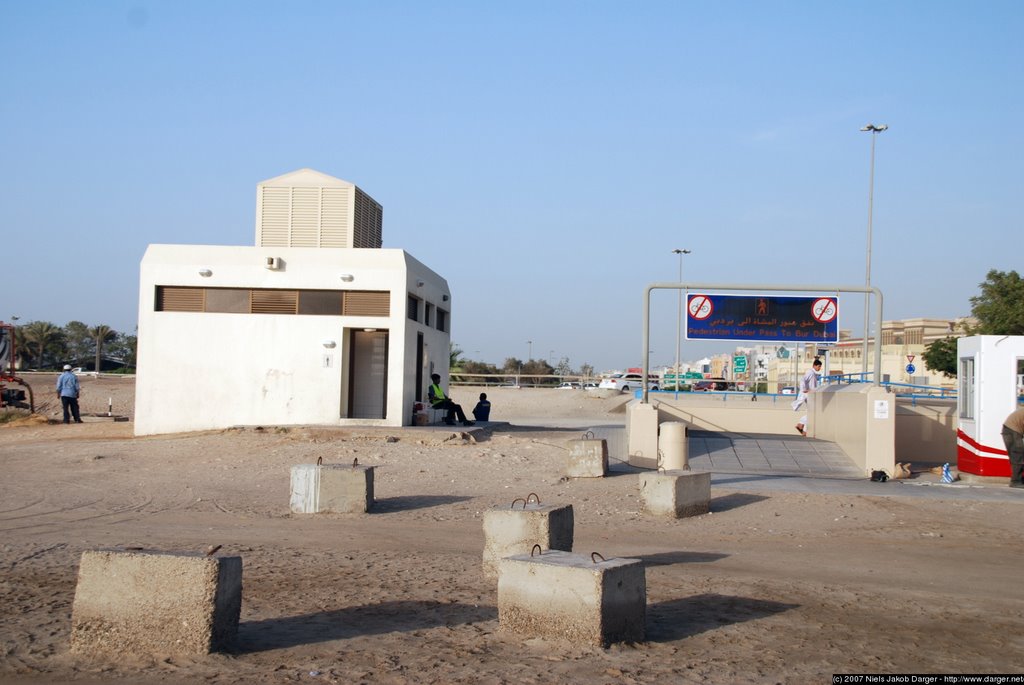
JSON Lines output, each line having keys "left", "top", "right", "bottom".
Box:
{"left": 428, "top": 373, "right": 473, "bottom": 426}
{"left": 473, "top": 393, "right": 491, "bottom": 422}
{"left": 1002, "top": 407, "right": 1024, "bottom": 489}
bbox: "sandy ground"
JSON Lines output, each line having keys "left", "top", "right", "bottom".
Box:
{"left": 1, "top": 375, "right": 1023, "bottom": 684}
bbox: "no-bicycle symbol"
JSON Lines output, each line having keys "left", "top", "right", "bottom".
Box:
{"left": 811, "top": 297, "right": 837, "bottom": 324}
{"left": 688, "top": 294, "right": 713, "bottom": 320}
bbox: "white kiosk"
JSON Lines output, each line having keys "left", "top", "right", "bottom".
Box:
{"left": 956, "top": 335, "right": 1024, "bottom": 479}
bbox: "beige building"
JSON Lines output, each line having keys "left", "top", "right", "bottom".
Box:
{"left": 776, "top": 317, "right": 971, "bottom": 389}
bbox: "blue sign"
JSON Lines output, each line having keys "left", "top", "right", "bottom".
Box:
{"left": 686, "top": 294, "right": 839, "bottom": 343}
{"left": 906, "top": 363, "right": 916, "bottom": 375}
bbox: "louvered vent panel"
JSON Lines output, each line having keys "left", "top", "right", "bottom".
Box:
{"left": 353, "top": 189, "right": 383, "bottom": 248}
{"left": 251, "top": 289, "right": 298, "bottom": 314}
{"left": 157, "top": 287, "right": 204, "bottom": 312}
{"left": 290, "top": 187, "right": 319, "bottom": 247}
{"left": 343, "top": 291, "right": 390, "bottom": 316}
{"left": 321, "top": 187, "right": 351, "bottom": 247}
{"left": 259, "top": 187, "right": 291, "bottom": 247}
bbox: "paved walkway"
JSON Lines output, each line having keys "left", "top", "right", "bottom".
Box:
{"left": 686, "top": 430, "right": 862, "bottom": 477}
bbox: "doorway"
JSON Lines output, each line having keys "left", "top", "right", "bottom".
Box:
{"left": 348, "top": 329, "right": 389, "bottom": 419}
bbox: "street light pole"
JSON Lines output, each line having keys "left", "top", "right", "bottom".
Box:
{"left": 672, "top": 248, "right": 692, "bottom": 394}
{"left": 527, "top": 340, "right": 532, "bottom": 361}
{"left": 860, "top": 123, "right": 887, "bottom": 378}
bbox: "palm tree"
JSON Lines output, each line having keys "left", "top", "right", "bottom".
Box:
{"left": 90, "top": 324, "right": 117, "bottom": 373}
{"left": 21, "top": 321, "right": 63, "bottom": 369}
{"left": 449, "top": 342, "right": 464, "bottom": 370}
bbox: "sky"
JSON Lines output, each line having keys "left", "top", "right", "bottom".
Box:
{"left": 2, "top": 1, "right": 1021, "bottom": 372}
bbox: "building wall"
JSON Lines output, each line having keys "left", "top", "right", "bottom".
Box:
{"left": 135, "top": 245, "right": 449, "bottom": 435}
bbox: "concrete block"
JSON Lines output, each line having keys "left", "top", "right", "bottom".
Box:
{"left": 70, "top": 549, "right": 242, "bottom": 657}
{"left": 639, "top": 470, "right": 711, "bottom": 518}
{"left": 482, "top": 498, "right": 573, "bottom": 579}
{"left": 566, "top": 438, "right": 608, "bottom": 478}
{"left": 498, "top": 549, "right": 645, "bottom": 646}
{"left": 290, "top": 461, "right": 375, "bottom": 514}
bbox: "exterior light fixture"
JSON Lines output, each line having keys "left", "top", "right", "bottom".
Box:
{"left": 442, "top": 294, "right": 449, "bottom": 301}
{"left": 416, "top": 280, "right": 425, "bottom": 287}
{"left": 340, "top": 274, "right": 354, "bottom": 282}
{"left": 199, "top": 269, "right": 213, "bottom": 277}
{"left": 322, "top": 340, "right": 337, "bottom": 349}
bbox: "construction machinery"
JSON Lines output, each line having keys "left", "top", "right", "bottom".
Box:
{"left": 0, "top": 321, "right": 34, "bottom": 412}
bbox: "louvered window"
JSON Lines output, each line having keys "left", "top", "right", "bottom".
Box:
{"left": 157, "top": 287, "right": 204, "bottom": 311}
{"left": 436, "top": 309, "right": 448, "bottom": 333}
{"left": 343, "top": 291, "right": 390, "bottom": 316}
{"left": 251, "top": 289, "right": 298, "bottom": 314}
{"left": 156, "top": 286, "right": 387, "bottom": 317}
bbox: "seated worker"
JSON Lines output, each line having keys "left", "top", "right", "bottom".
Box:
{"left": 428, "top": 373, "right": 474, "bottom": 426}
{"left": 473, "top": 393, "right": 491, "bottom": 422}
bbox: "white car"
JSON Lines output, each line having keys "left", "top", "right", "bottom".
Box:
{"left": 72, "top": 367, "right": 98, "bottom": 377}
{"left": 598, "top": 373, "right": 659, "bottom": 393}
{"left": 556, "top": 382, "right": 581, "bottom": 390}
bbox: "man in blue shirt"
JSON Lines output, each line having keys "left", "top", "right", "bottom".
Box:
{"left": 56, "top": 364, "right": 82, "bottom": 424}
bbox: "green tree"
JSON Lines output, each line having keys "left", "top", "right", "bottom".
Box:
{"left": 108, "top": 332, "right": 138, "bottom": 369}
{"left": 90, "top": 324, "right": 117, "bottom": 373}
{"left": 922, "top": 336, "right": 958, "bottom": 378}
{"left": 578, "top": 362, "right": 594, "bottom": 380}
{"left": 501, "top": 357, "right": 523, "bottom": 375}
{"left": 63, "top": 321, "right": 92, "bottom": 365}
{"left": 970, "top": 269, "right": 1024, "bottom": 335}
{"left": 554, "top": 356, "right": 572, "bottom": 376}
{"left": 521, "top": 359, "right": 555, "bottom": 386}
{"left": 11, "top": 325, "right": 30, "bottom": 369}
{"left": 21, "top": 321, "right": 64, "bottom": 369}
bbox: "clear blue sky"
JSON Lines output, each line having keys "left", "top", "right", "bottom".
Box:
{"left": 2, "top": 1, "right": 1021, "bottom": 372}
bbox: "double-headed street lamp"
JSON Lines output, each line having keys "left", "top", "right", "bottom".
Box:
{"left": 672, "top": 248, "right": 692, "bottom": 392}
{"left": 860, "top": 123, "right": 887, "bottom": 376}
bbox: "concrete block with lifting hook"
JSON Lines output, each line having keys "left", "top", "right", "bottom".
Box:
{"left": 498, "top": 547, "right": 646, "bottom": 646}
{"left": 481, "top": 493, "right": 573, "bottom": 580}
{"left": 290, "top": 456, "right": 374, "bottom": 514}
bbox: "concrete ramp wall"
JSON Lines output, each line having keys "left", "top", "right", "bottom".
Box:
{"left": 894, "top": 399, "right": 957, "bottom": 464}
{"left": 811, "top": 384, "right": 895, "bottom": 475}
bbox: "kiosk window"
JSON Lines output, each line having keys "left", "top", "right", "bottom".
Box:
{"left": 959, "top": 357, "right": 974, "bottom": 419}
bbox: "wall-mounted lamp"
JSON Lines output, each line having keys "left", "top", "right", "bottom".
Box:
{"left": 442, "top": 294, "right": 449, "bottom": 301}
{"left": 416, "top": 280, "right": 424, "bottom": 288}
{"left": 340, "top": 274, "right": 354, "bottom": 282}
{"left": 322, "top": 340, "right": 336, "bottom": 349}
{"left": 198, "top": 269, "right": 213, "bottom": 277}
{"left": 363, "top": 328, "right": 378, "bottom": 333}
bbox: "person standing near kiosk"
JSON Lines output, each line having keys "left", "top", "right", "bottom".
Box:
{"left": 1002, "top": 407, "right": 1024, "bottom": 489}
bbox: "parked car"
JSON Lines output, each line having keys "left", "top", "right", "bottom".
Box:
{"left": 598, "top": 373, "right": 659, "bottom": 393}
{"left": 582, "top": 382, "right": 599, "bottom": 390}
{"left": 779, "top": 386, "right": 797, "bottom": 395}
{"left": 72, "top": 367, "right": 98, "bottom": 377}
{"left": 694, "top": 380, "right": 727, "bottom": 392}
{"left": 556, "top": 382, "right": 581, "bottom": 390}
